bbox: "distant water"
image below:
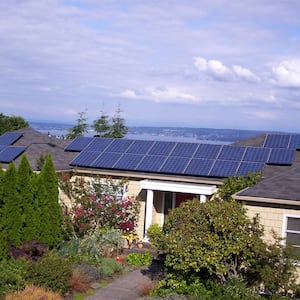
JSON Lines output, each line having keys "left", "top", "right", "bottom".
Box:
{"left": 29, "top": 121, "right": 268, "bottom": 145}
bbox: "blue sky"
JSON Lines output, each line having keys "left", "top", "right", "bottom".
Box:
{"left": 1, "top": 0, "right": 300, "bottom": 132}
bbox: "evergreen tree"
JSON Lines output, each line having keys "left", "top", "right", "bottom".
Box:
{"left": 67, "top": 111, "right": 88, "bottom": 139}
{"left": 109, "top": 105, "right": 128, "bottom": 138}
{"left": 36, "top": 155, "right": 62, "bottom": 247}
{"left": 18, "top": 155, "right": 39, "bottom": 242}
{"left": 92, "top": 111, "right": 110, "bottom": 137}
{"left": 2, "top": 163, "right": 22, "bottom": 247}
{"left": 0, "top": 113, "right": 29, "bottom": 134}
{"left": 0, "top": 165, "right": 7, "bottom": 259}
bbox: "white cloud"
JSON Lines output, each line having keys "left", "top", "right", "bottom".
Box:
{"left": 194, "top": 57, "right": 232, "bottom": 81}
{"left": 272, "top": 60, "right": 300, "bottom": 88}
{"left": 253, "top": 111, "right": 277, "bottom": 120}
{"left": 232, "top": 65, "right": 260, "bottom": 82}
{"left": 121, "top": 89, "right": 138, "bottom": 98}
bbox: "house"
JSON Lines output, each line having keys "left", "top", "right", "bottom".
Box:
{"left": 1, "top": 127, "right": 300, "bottom": 247}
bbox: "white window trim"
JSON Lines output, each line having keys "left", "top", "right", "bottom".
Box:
{"left": 282, "top": 214, "right": 300, "bottom": 249}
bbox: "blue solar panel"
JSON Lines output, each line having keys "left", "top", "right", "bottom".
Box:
{"left": 148, "top": 141, "right": 176, "bottom": 156}
{"left": 135, "top": 155, "right": 167, "bottom": 172}
{"left": 264, "top": 134, "right": 290, "bottom": 148}
{"left": 243, "top": 147, "right": 271, "bottom": 162}
{"left": 185, "top": 158, "right": 214, "bottom": 176}
{"left": 92, "top": 152, "right": 122, "bottom": 168}
{"left": 64, "top": 137, "right": 93, "bottom": 151}
{"left": 288, "top": 135, "right": 300, "bottom": 150}
{"left": 236, "top": 162, "right": 265, "bottom": 177}
{"left": 218, "top": 145, "right": 246, "bottom": 161}
{"left": 160, "top": 156, "right": 190, "bottom": 174}
{"left": 209, "top": 160, "right": 239, "bottom": 177}
{"left": 70, "top": 151, "right": 100, "bottom": 167}
{"left": 0, "top": 146, "right": 26, "bottom": 163}
{"left": 84, "top": 138, "right": 113, "bottom": 151}
{"left": 105, "top": 139, "right": 134, "bottom": 153}
{"left": 267, "top": 149, "right": 295, "bottom": 165}
{"left": 0, "top": 132, "right": 23, "bottom": 145}
{"left": 193, "top": 144, "right": 222, "bottom": 159}
{"left": 126, "top": 140, "right": 155, "bottom": 154}
{"left": 170, "top": 142, "right": 198, "bottom": 157}
{"left": 114, "top": 153, "right": 144, "bottom": 170}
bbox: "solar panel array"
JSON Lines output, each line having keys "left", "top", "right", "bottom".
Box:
{"left": 264, "top": 134, "right": 300, "bottom": 150}
{"left": 68, "top": 135, "right": 298, "bottom": 178}
{"left": 0, "top": 132, "right": 25, "bottom": 163}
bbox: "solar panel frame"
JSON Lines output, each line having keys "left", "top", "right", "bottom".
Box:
{"left": 243, "top": 147, "right": 271, "bottom": 162}
{"left": 113, "top": 153, "right": 144, "bottom": 170}
{"left": 148, "top": 141, "right": 176, "bottom": 156}
{"left": 64, "top": 137, "right": 93, "bottom": 152}
{"left": 91, "top": 152, "right": 122, "bottom": 168}
{"left": 267, "top": 148, "right": 295, "bottom": 165}
{"left": 0, "top": 146, "right": 26, "bottom": 163}
{"left": 288, "top": 135, "right": 300, "bottom": 150}
{"left": 193, "top": 144, "right": 222, "bottom": 159}
{"left": 236, "top": 162, "right": 265, "bottom": 177}
{"left": 0, "top": 132, "right": 23, "bottom": 146}
{"left": 209, "top": 160, "right": 239, "bottom": 177}
{"left": 70, "top": 151, "right": 101, "bottom": 167}
{"left": 160, "top": 156, "right": 190, "bottom": 174}
{"left": 264, "top": 134, "right": 290, "bottom": 148}
{"left": 84, "top": 138, "right": 114, "bottom": 151}
{"left": 218, "top": 145, "right": 246, "bottom": 161}
{"left": 184, "top": 158, "right": 214, "bottom": 176}
{"left": 170, "top": 142, "right": 198, "bottom": 157}
{"left": 135, "top": 155, "right": 167, "bottom": 172}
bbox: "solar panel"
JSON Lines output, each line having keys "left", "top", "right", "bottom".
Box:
{"left": 209, "top": 160, "right": 239, "bottom": 177}
{"left": 236, "top": 162, "right": 265, "bottom": 177}
{"left": 64, "top": 137, "right": 93, "bottom": 151}
{"left": 126, "top": 140, "right": 155, "bottom": 154}
{"left": 170, "top": 142, "right": 198, "bottom": 157}
{"left": 193, "top": 144, "right": 222, "bottom": 159}
{"left": 84, "top": 138, "right": 113, "bottom": 151}
{"left": 267, "top": 149, "right": 295, "bottom": 165}
{"left": 160, "top": 156, "right": 190, "bottom": 174}
{"left": 218, "top": 145, "right": 246, "bottom": 161}
{"left": 264, "top": 134, "right": 290, "bottom": 148}
{"left": 288, "top": 135, "right": 300, "bottom": 150}
{"left": 243, "top": 147, "right": 271, "bottom": 162}
{"left": 0, "top": 132, "right": 23, "bottom": 146}
{"left": 105, "top": 139, "right": 134, "bottom": 153}
{"left": 70, "top": 151, "right": 100, "bottom": 167}
{"left": 148, "top": 141, "right": 176, "bottom": 156}
{"left": 92, "top": 152, "right": 122, "bottom": 168}
{"left": 114, "top": 153, "right": 144, "bottom": 170}
{"left": 135, "top": 155, "right": 167, "bottom": 172}
{"left": 184, "top": 158, "right": 214, "bottom": 176}
{"left": 0, "top": 146, "right": 26, "bottom": 163}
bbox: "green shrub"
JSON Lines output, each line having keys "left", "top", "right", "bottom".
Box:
{"left": 26, "top": 253, "right": 72, "bottom": 295}
{"left": 101, "top": 257, "right": 124, "bottom": 277}
{"left": 127, "top": 251, "right": 153, "bottom": 266}
{"left": 147, "top": 224, "right": 165, "bottom": 250}
{"left": 0, "top": 258, "right": 30, "bottom": 297}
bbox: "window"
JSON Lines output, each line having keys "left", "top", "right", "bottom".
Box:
{"left": 283, "top": 215, "right": 300, "bottom": 251}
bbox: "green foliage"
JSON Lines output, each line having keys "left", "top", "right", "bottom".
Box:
{"left": 147, "top": 224, "right": 165, "bottom": 250}
{"left": 100, "top": 257, "right": 124, "bottom": 277}
{"left": 26, "top": 253, "right": 72, "bottom": 295}
{"left": 215, "top": 172, "right": 261, "bottom": 201}
{"left": 92, "top": 112, "right": 111, "bottom": 137}
{"left": 0, "top": 113, "right": 29, "bottom": 135}
{"left": 127, "top": 251, "right": 153, "bottom": 266}
{"left": 67, "top": 111, "right": 88, "bottom": 139}
{"left": 0, "top": 258, "right": 30, "bottom": 297}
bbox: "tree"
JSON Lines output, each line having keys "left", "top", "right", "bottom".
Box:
{"left": 66, "top": 111, "right": 88, "bottom": 139}
{"left": 92, "top": 111, "right": 110, "bottom": 137}
{"left": 0, "top": 113, "right": 29, "bottom": 135}
{"left": 36, "top": 155, "right": 62, "bottom": 247}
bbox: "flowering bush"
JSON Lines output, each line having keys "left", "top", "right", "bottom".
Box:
{"left": 59, "top": 174, "right": 140, "bottom": 237}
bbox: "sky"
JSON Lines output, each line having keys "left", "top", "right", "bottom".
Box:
{"left": 1, "top": 0, "right": 300, "bottom": 132}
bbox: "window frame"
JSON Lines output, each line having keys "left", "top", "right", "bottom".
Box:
{"left": 282, "top": 214, "right": 300, "bottom": 250}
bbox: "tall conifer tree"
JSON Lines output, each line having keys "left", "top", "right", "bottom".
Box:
{"left": 18, "top": 155, "right": 39, "bottom": 242}
{"left": 0, "top": 165, "right": 7, "bottom": 259}
{"left": 36, "top": 155, "right": 62, "bottom": 247}
{"left": 2, "top": 163, "right": 22, "bottom": 247}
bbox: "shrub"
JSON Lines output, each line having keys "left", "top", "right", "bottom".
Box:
{"left": 147, "top": 224, "right": 165, "bottom": 250}
{"left": 101, "top": 257, "right": 124, "bottom": 277}
{"left": 70, "top": 268, "right": 91, "bottom": 293}
{"left": 0, "top": 258, "right": 30, "bottom": 297}
{"left": 26, "top": 253, "right": 72, "bottom": 295}
{"left": 127, "top": 251, "right": 153, "bottom": 266}
{"left": 4, "top": 284, "right": 64, "bottom": 300}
